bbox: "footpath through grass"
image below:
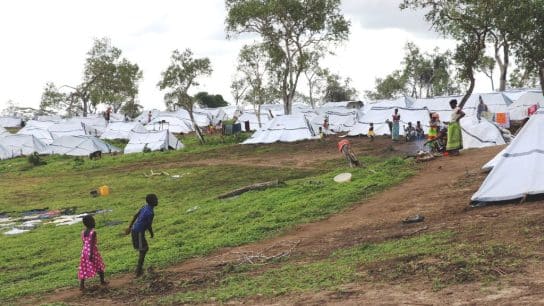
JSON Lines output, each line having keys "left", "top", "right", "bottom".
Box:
{"left": 161, "top": 231, "right": 523, "bottom": 304}
{"left": 0, "top": 138, "right": 414, "bottom": 301}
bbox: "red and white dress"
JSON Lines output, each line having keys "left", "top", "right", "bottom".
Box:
{"left": 78, "top": 229, "right": 105, "bottom": 280}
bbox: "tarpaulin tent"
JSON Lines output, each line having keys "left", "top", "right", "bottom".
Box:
{"left": 0, "top": 126, "right": 10, "bottom": 138}
{"left": 507, "top": 91, "right": 544, "bottom": 120}
{"left": 472, "top": 111, "right": 544, "bottom": 202}
{"left": 0, "top": 134, "right": 50, "bottom": 156}
{"left": 236, "top": 112, "right": 271, "bottom": 131}
{"left": 49, "top": 135, "right": 120, "bottom": 156}
{"left": 100, "top": 122, "right": 147, "bottom": 140}
{"left": 242, "top": 115, "right": 318, "bottom": 144}
{"left": 312, "top": 107, "right": 358, "bottom": 133}
{"left": 0, "top": 142, "right": 11, "bottom": 160}
{"left": 146, "top": 115, "right": 193, "bottom": 134}
{"left": 0, "top": 117, "right": 23, "bottom": 128}
{"left": 17, "top": 120, "right": 56, "bottom": 144}
{"left": 460, "top": 117, "right": 506, "bottom": 149}
{"left": 48, "top": 122, "right": 87, "bottom": 139}
{"left": 124, "top": 130, "right": 184, "bottom": 154}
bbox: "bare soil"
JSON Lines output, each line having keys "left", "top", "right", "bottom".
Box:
{"left": 20, "top": 137, "right": 544, "bottom": 305}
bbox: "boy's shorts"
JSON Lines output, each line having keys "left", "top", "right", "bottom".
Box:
{"left": 131, "top": 231, "right": 148, "bottom": 251}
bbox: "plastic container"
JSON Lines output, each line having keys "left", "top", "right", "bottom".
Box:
{"left": 334, "top": 173, "right": 352, "bottom": 183}
{"left": 98, "top": 185, "right": 110, "bottom": 196}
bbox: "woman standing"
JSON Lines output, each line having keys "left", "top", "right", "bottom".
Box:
{"left": 446, "top": 99, "right": 465, "bottom": 155}
{"left": 391, "top": 108, "right": 401, "bottom": 141}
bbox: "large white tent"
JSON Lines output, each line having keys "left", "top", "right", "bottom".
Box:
{"left": 236, "top": 111, "right": 271, "bottom": 131}
{"left": 124, "top": 130, "right": 184, "bottom": 154}
{"left": 0, "top": 134, "right": 50, "bottom": 156}
{"left": 242, "top": 115, "right": 318, "bottom": 144}
{"left": 0, "top": 117, "right": 23, "bottom": 128}
{"left": 312, "top": 107, "right": 358, "bottom": 133}
{"left": 100, "top": 122, "right": 147, "bottom": 140}
{"left": 460, "top": 117, "right": 506, "bottom": 149}
{"left": 0, "top": 126, "right": 10, "bottom": 138}
{"left": 49, "top": 135, "right": 120, "bottom": 156}
{"left": 146, "top": 115, "right": 193, "bottom": 134}
{"left": 48, "top": 122, "right": 87, "bottom": 139}
{"left": 472, "top": 111, "right": 544, "bottom": 202}
{"left": 507, "top": 91, "right": 544, "bottom": 121}
{"left": 0, "top": 143, "right": 11, "bottom": 160}
{"left": 17, "top": 120, "right": 56, "bottom": 144}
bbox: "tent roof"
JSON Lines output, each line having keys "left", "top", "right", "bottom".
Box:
{"left": 242, "top": 115, "right": 318, "bottom": 144}
{"left": 460, "top": 117, "right": 506, "bottom": 149}
{"left": 100, "top": 122, "right": 147, "bottom": 140}
{"left": 507, "top": 91, "right": 544, "bottom": 120}
{"left": 472, "top": 111, "right": 544, "bottom": 202}
{"left": 124, "top": 130, "right": 184, "bottom": 154}
{"left": 49, "top": 135, "right": 120, "bottom": 156}
{"left": 0, "top": 134, "right": 50, "bottom": 156}
{"left": 0, "top": 117, "right": 23, "bottom": 128}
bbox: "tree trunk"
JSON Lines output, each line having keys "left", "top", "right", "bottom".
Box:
{"left": 459, "top": 70, "right": 475, "bottom": 110}
{"left": 188, "top": 108, "right": 205, "bottom": 144}
{"left": 256, "top": 104, "right": 262, "bottom": 128}
{"left": 283, "top": 94, "right": 292, "bottom": 115}
{"left": 539, "top": 66, "right": 544, "bottom": 93}
{"left": 82, "top": 98, "right": 88, "bottom": 117}
{"left": 495, "top": 39, "right": 509, "bottom": 91}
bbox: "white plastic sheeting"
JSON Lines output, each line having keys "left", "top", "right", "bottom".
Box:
{"left": 49, "top": 135, "right": 120, "bottom": 156}
{"left": 48, "top": 122, "right": 87, "bottom": 139}
{"left": 100, "top": 122, "right": 147, "bottom": 140}
{"left": 0, "top": 134, "right": 50, "bottom": 156}
{"left": 507, "top": 91, "right": 544, "bottom": 120}
{"left": 312, "top": 107, "right": 358, "bottom": 133}
{"left": 0, "top": 117, "right": 23, "bottom": 128}
{"left": 460, "top": 117, "right": 506, "bottom": 149}
{"left": 348, "top": 107, "right": 431, "bottom": 136}
{"left": 236, "top": 112, "right": 271, "bottom": 131}
{"left": 0, "top": 143, "right": 11, "bottom": 160}
{"left": 472, "top": 111, "right": 544, "bottom": 202}
{"left": 124, "top": 130, "right": 184, "bottom": 154}
{"left": 17, "top": 120, "right": 56, "bottom": 144}
{"left": 0, "top": 126, "right": 9, "bottom": 138}
{"left": 242, "top": 115, "right": 318, "bottom": 144}
{"left": 146, "top": 115, "right": 193, "bottom": 134}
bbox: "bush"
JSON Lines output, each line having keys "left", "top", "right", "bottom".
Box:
{"left": 27, "top": 153, "right": 46, "bottom": 167}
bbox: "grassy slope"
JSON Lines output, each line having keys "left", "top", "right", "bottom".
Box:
{"left": 0, "top": 136, "right": 414, "bottom": 301}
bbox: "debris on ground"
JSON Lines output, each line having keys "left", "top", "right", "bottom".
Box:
{"left": 217, "top": 180, "right": 285, "bottom": 199}
{"left": 402, "top": 214, "right": 425, "bottom": 224}
{"left": 186, "top": 206, "right": 199, "bottom": 213}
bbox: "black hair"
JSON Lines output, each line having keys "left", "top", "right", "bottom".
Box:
{"left": 146, "top": 193, "right": 159, "bottom": 206}
{"left": 449, "top": 99, "right": 458, "bottom": 109}
{"left": 82, "top": 215, "right": 95, "bottom": 229}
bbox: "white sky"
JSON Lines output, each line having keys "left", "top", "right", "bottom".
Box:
{"left": 0, "top": 0, "right": 496, "bottom": 111}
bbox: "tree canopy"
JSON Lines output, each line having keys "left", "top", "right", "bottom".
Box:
{"left": 226, "top": 0, "right": 350, "bottom": 115}
{"left": 194, "top": 92, "right": 229, "bottom": 108}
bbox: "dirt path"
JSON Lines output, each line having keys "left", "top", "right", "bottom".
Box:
{"left": 24, "top": 143, "right": 544, "bottom": 305}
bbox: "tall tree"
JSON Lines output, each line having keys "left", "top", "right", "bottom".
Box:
{"left": 323, "top": 72, "right": 357, "bottom": 102}
{"left": 237, "top": 44, "right": 271, "bottom": 128}
{"left": 120, "top": 99, "right": 143, "bottom": 119}
{"left": 365, "top": 70, "right": 407, "bottom": 100}
{"left": 194, "top": 92, "right": 229, "bottom": 108}
{"left": 226, "top": 0, "right": 350, "bottom": 115}
{"left": 478, "top": 56, "right": 496, "bottom": 91}
{"left": 158, "top": 49, "right": 212, "bottom": 144}
{"left": 39, "top": 82, "right": 70, "bottom": 115}
{"left": 507, "top": 1, "right": 544, "bottom": 92}
{"left": 303, "top": 56, "right": 327, "bottom": 108}
{"left": 508, "top": 66, "right": 540, "bottom": 89}
{"left": 401, "top": 0, "right": 493, "bottom": 108}
{"left": 230, "top": 74, "right": 248, "bottom": 106}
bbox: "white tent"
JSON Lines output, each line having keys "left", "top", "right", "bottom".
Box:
{"left": 136, "top": 109, "right": 161, "bottom": 125}
{"left": 242, "top": 115, "right": 318, "bottom": 144}
{"left": 0, "top": 126, "right": 10, "bottom": 138}
{"left": 348, "top": 107, "right": 431, "bottom": 136}
{"left": 48, "top": 122, "right": 87, "bottom": 139}
{"left": 321, "top": 101, "right": 364, "bottom": 109}
{"left": 146, "top": 115, "right": 193, "bottom": 134}
{"left": 0, "top": 117, "right": 23, "bottom": 128}
{"left": 463, "top": 92, "right": 512, "bottom": 117}
{"left": 236, "top": 111, "right": 271, "bottom": 131}
{"left": 507, "top": 91, "right": 544, "bottom": 120}
{"left": 413, "top": 95, "right": 461, "bottom": 121}
{"left": 368, "top": 96, "right": 416, "bottom": 109}
{"left": 124, "top": 130, "right": 184, "bottom": 154}
{"left": 67, "top": 117, "right": 107, "bottom": 137}
{"left": 36, "top": 115, "right": 62, "bottom": 122}
{"left": 472, "top": 111, "right": 544, "bottom": 202}
{"left": 460, "top": 117, "right": 506, "bottom": 149}
{"left": 312, "top": 107, "right": 358, "bottom": 133}
{"left": 0, "top": 134, "right": 50, "bottom": 156}
{"left": 0, "top": 143, "right": 11, "bottom": 160}
{"left": 100, "top": 122, "right": 147, "bottom": 140}
{"left": 49, "top": 135, "right": 120, "bottom": 156}
{"left": 17, "top": 120, "right": 56, "bottom": 144}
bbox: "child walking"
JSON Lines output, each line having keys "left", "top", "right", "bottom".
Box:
{"left": 125, "top": 194, "right": 158, "bottom": 277}
{"left": 78, "top": 215, "right": 106, "bottom": 290}
{"left": 368, "top": 123, "right": 375, "bottom": 142}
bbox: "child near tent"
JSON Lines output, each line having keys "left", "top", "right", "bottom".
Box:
{"left": 368, "top": 123, "right": 375, "bottom": 141}
{"left": 337, "top": 139, "right": 361, "bottom": 168}
{"left": 125, "top": 194, "right": 158, "bottom": 277}
{"left": 318, "top": 127, "right": 325, "bottom": 141}
{"left": 78, "top": 215, "right": 106, "bottom": 291}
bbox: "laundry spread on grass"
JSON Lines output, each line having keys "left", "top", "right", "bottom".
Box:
{"left": 0, "top": 208, "right": 113, "bottom": 235}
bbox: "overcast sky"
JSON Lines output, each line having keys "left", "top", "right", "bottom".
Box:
{"left": 0, "top": 0, "right": 495, "bottom": 111}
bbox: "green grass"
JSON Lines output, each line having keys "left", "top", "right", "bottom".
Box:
{"left": 161, "top": 232, "right": 523, "bottom": 304}
{"left": 0, "top": 140, "right": 415, "bottom": 301}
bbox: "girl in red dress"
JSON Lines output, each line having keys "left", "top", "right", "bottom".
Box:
{"left": 78, "top": 215, "right": 106, "bottom": 290}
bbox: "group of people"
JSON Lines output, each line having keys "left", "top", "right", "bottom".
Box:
{"left": 381, "top": 98, "right": 467, "bottom": 156}
{"left": 78, "top": 194, "right": 158, "bottom": 290}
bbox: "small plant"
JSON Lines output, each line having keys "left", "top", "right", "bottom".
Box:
{"left": 27, "top": 152, "right": 46, "bottom": 166}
